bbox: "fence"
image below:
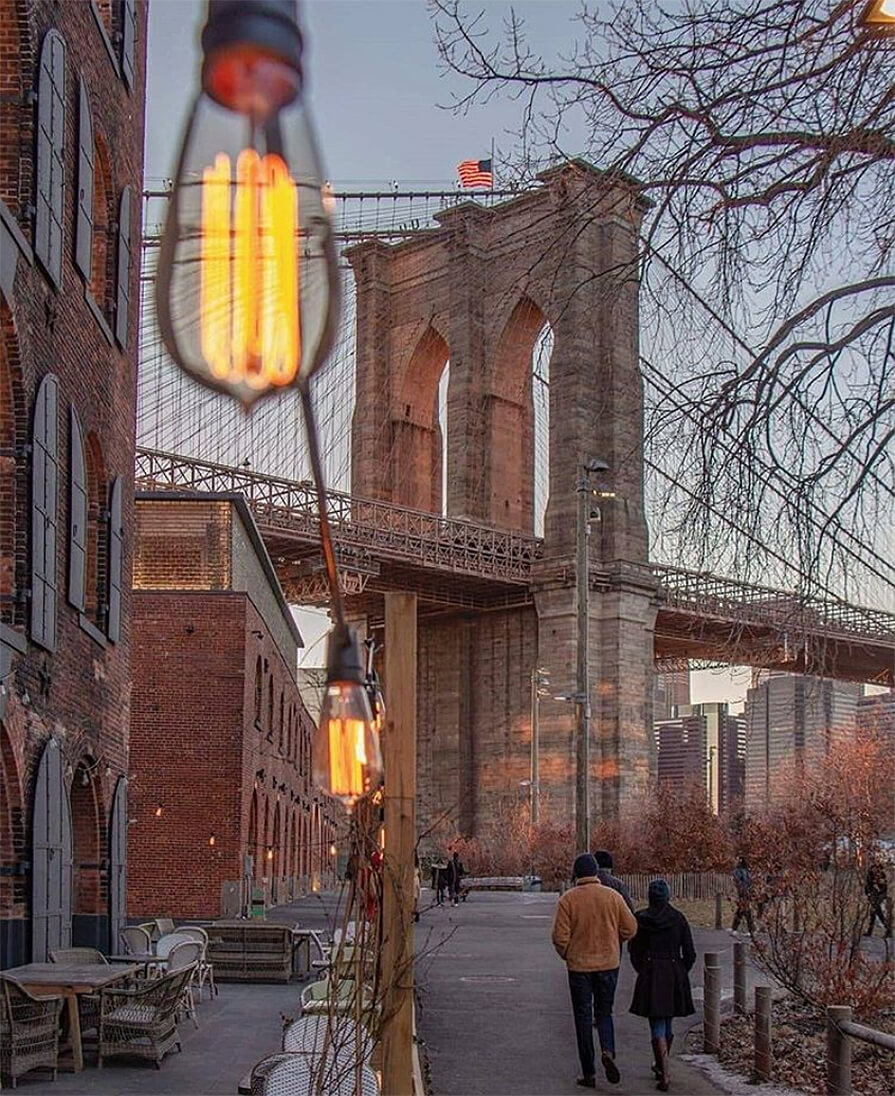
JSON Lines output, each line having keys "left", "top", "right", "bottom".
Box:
{"left": 699, "top": 951, "right": 895, "bottom": 1094}
{"left": 618, "top": 872, "right": 731, "bottom": 901}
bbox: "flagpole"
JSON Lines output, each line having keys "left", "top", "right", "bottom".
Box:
{"left": 491, "top": 137, "right": 495, "bottom": 188}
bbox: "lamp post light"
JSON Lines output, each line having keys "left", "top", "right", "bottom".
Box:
{"left": 156, "top": 1, "right": 382, "bottom": 809}
{"left": 529, "top": 666, "right": 550, "bottom": 827}
{"left": 575, "top": 459, "right": 611, "bottom": 852}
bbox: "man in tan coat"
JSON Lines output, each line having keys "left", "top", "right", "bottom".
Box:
{"left": 552, "top": 853, "right": 638, "bottom": 1088}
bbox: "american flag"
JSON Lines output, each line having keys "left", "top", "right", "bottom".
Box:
{"left": 457, "top": 158, "right": 493, "bottom": 189}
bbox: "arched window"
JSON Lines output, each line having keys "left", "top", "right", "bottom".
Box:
{"left": 532, "top": 324, "right": 553, "bottom": 536}
{"left": 278, "top": 691, "right": 284, "bottom": 753}
{"left": 267, "top": 677, "right": 274, "bottom": 739}
{"left": 253, "top": 657, "right": 263, "bottom": 727}
{"left": 87, "top": 134, "right": 115, "bottom": 327}
{"left": 35, "top": 29, "right": 66, "bottom": 288}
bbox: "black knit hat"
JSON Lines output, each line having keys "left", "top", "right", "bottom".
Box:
{"left": 648, "top": 878, "right": 671, "bottom": 904}
{"left": 593, "top": 849, "right": 613, "bottom": 869}
{"left": 573, "top": 853, "right": 598, "bottom": 880}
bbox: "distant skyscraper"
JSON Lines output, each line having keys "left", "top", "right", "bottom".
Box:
{"left": 744, "top": 674, "right": 860, "bottom": 811}
{"left": 654, "top": 668, "right": 691, "bottom": 721}
{"left": 653, "top": 702, "right": 744, "bottom": 814}
{"left": 857, "top": 690, "right": 895, "bottom": 746}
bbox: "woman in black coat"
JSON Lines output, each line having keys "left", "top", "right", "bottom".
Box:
{"left": 628, "top": 879, "right": 696, "bottom": 1092}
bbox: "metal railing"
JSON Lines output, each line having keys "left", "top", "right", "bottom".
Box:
{"left": 134, "top": 447, "right": 543, "bottom": 584}
{"left": 134, "top": 448, "right": 895, "bottom": 651}
{"left": 652, "top": 564, "right": 895, "bottom": 642}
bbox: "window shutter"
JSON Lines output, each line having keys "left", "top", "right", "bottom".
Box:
{"left": 35, "top": 30, "right": 66, "bottom": 288}
{"left": 114, "top": 187, "right": 131, "bottom": 348}
{"left": 68, "top": 406, "right": 87, "bottom": 612}
{"left": 107, "top": 475, "right": 123, "bottom": 642}
{"left": 75, "top": 79, "right": 94, "bottom": 282}
{"left": 31, "top": 374, "right": 59, "bottom": 651}
{"left": 121, "top": 0, "right": 137, "bottom": 92}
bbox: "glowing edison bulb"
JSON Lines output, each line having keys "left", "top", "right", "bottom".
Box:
{"left": 156, "top": 0, "right": 339, "bottom": 408}
{"left": 312, "top": 627, "right": 383, "bottom": 807}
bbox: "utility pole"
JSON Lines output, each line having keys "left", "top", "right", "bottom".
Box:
{"left": 530, "top": 668, "right": 541, "bottom": 826}
{"left": 576, "top": 459, "right": 609, "bottom": 853}
{"left": 381, "top": 592, "right": 417, "bottom": 1096}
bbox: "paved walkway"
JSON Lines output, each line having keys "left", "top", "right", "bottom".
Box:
{"left": 415, "top": 888, "right": 756, "bottom": 1096}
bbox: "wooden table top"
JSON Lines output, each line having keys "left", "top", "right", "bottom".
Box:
{"left": 1, "top": 962, "right": 138, "bottom": 991}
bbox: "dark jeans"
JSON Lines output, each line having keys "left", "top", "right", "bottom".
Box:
{"left": 568, "top": 968, "right": 618, "bottom": 1077}
{"left": 732, "top": 902, "right": 755, "bottom": 933}
{"left": 649, "top": 1017, "right": 673, "bottom": 1041}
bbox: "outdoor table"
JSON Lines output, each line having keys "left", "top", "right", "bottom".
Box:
{"left": 107, "top": 952, "right": 161, "bottom": 976}
{"left": 1, "top": 961, "right": 138, "bottom": 1072}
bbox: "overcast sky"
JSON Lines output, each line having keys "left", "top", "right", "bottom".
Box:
{"left": 144, "top": 0, "right": 752, "bottom": 707}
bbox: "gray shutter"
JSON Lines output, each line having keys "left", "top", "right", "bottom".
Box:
{"left": 32, "top": 738, "right": 73, "bottom": 961}
{"left": 68, "top": 406, "right": 87, "bottom": 611}
{"left": 107, "top": 475, "right": 123, "bottom": 642}
{"left": 114, "top": 187, "right": 131, "bottom": 348}
{"left": 121, "top": 0, "right": 137, "bottom": 92}
{"left": 35, "top": 30, "right": 66, "bottom": 288}
{"left": 31, "top": 374, "right": 59, "bottom": 651}
{"left": 75, "top": 78, "right": 94, "bottom": 281}
{"left": 109, "top": 777, "right": 128, "bottom": 952}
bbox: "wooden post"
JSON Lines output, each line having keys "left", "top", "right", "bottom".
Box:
{"left": 381, "top": 592, "right": 417, "bottom": 1096}
{"left": 753, "top": 986, "right": 772, "bottom": 1082}
{"left": 703, "top": 952, "right": 721, "bottom": 1055}
{"left": 733, "top": 941, "right": 747, "bottom": 1015}
{"left": 826, "top": 1005, "right": 852, "bottom": 1096}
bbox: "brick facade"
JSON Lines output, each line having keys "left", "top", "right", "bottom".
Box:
{"left": 349, "top": 162, "right": 658, "bottom": 838}
{"left": 1, "top": 0, "right": 146, "bottom": 967}
{"left": 129, "top": 497, "right": 340, "bottom": 921}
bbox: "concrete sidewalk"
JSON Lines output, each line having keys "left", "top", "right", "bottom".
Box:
{"left": 415, "top": 889, "right": 753, "bottom": 1096}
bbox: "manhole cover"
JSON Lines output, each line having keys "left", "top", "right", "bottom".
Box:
{"left": 460, "top": 975, "right": 517, "bottom": 983}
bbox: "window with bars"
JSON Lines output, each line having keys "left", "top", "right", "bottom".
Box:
{"left": 30, "top": 374, "right": 59, "bottom": 651}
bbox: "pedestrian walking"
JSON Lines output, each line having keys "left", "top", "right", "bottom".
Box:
{"left": 864, "top": 859, "right": 891, "bottom": 938}
{"left": 628, "top": 879, "right": 696, "bottom": 1093}
{"left": 552, "top": 853, "right": 637, "bottom": 1088}
{"left": 592, "top": 849, "right": 635, "bottom": 912}
{"left": 431, "top": 856, "right": 448, "bottom": 906}
{"left": 445, "top": 850, "right": 464, "bottom": 907}
{"left": 731, "top": 856, "right": 755, "bottom": 934}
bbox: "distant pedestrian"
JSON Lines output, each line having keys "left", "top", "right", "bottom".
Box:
{"left": 628, "top": 879, "right": 696, "bottom": 1093}
{"left": 445, "top": 851, "right": 465, "bottom": 907}
{"left": 552, "top": 853, "right": 637, "bottom": 1089}
{"left": 731, "top": 856, "right": 755, "bottom": 934}
{"left": 431, "top": 857, "right": 448, "bottom": 906}
{"left": 592, "top": 850, "right": 635, "bottom": 913}
{"left": 864, "top": 860, "right": 891, "bottom": 938}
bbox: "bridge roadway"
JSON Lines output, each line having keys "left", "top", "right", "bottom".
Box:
{"left": 135, "top": 447, "right": 895, "bottom": 685}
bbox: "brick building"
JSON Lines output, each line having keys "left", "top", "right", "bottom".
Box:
{"left": 129, "top": 496, "right": 340, "bottom": 921}
{"left": 1, "top": 0, "right": 146, "bottom": 967}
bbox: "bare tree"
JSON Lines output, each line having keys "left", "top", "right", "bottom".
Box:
{"left": 432, "top": 0, "right": 895, "bottom": 606}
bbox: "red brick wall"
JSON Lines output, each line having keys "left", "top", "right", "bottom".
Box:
{"left": 0, "top": 0, "right": 147, "bottom": 953}
{"left": 129, "top": 590, "right": 338, "bottom": 919}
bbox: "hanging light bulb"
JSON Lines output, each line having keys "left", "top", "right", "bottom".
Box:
{"left": 156, "top": 0, "right": 339, "bottom": 408}
{"left": 313, "top": 625, "right": 383, "bottom": 807}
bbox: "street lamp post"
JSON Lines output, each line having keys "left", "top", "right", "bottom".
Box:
{"left": 576, "top": 459, "right": 609, "bottom": 852}
{"left": 529, "top": 667, "right": 549, "bottom": 826}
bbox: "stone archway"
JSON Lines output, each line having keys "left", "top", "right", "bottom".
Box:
{"left": 390, "top": 324, "right": 449, "bottom": 511}
{"left": 70, "top": 757, "right": 106, "bottom": 949}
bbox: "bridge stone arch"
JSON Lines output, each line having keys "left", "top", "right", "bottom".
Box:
{"left": 347, "top": 161, "right": 658, "bottom": 833}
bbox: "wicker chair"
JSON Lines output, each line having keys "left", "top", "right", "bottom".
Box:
{"left": 154, "top": 918, "right": 176, "bottom": 938}
{"left": 164, "top": 941, "right": 201, "bottom": 1030}
{"left": 48, "top": 947, "right": 109, "bottom": 1045}
{"left": 282, "top": 1013, "right": 374, "bottom": 1063}
{"left": 299, "top": 979, "right": 374, "bottom": 1018}
{"left": 120, "top": 925, "right": 153, "bottom": 955}
{"left": 0, "top": 977, "right": 63, "bottom": 1088}
{"left": 171, "top": 927, "right": 216, "bottom": 1001}
{"left": 262, "top": 1053, "right": 380, "bottom": 1096}
{"left": 97, "top": 967, "right": 190, "bottom": 1068}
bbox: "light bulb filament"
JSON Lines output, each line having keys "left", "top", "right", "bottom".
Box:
{"left": 199, "top": 150, "right": 300, "bottom": 394}
{"left": 327, "top": 717, "right": 368, "bottom": 799}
